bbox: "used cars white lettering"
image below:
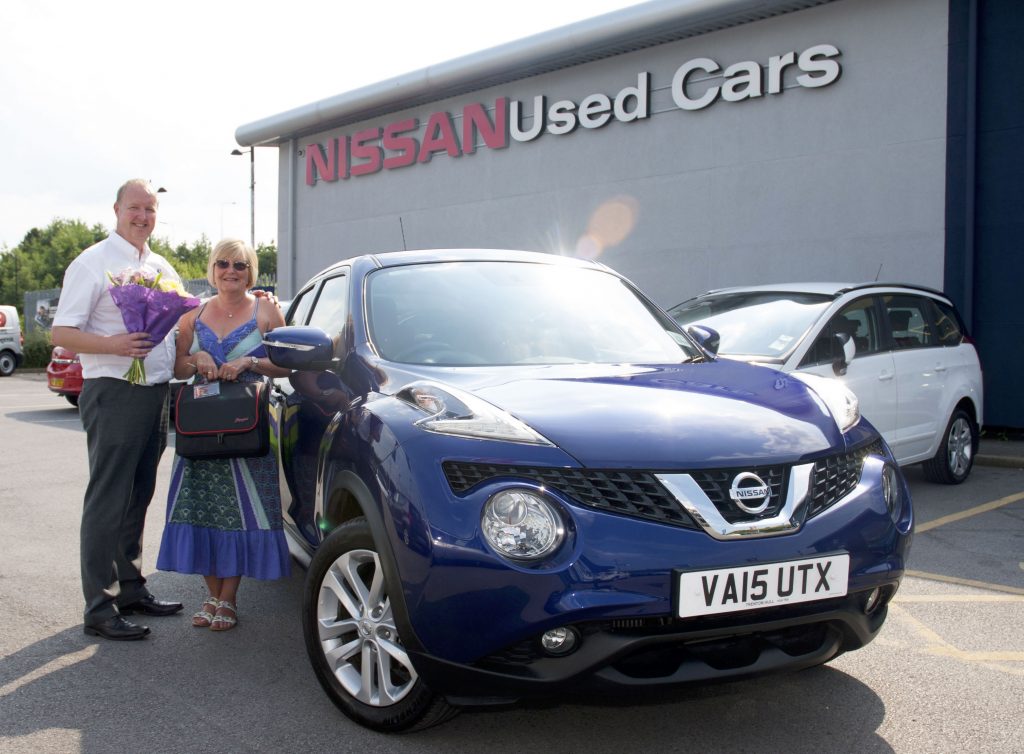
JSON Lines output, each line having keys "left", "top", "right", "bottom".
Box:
{"left": 306, "top": 44, "right": 841, "bottom": 185}
{"left": 672, "top": 43, "right": 842, "bottom": 111}
{"left": 510, "top": 72, "right": 650, "bottom": 141}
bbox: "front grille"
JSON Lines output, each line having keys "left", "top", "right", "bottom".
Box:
{"left": 689, "top": 466, "right": 787, "bottom": 523}
{"left": 808, "top": 440, "right": 884, "bottom": 517}
{"left": 444, "top": 440, "right": 883, "bottom": 532}
{"left": 443, "top": 463, "right": 698, "bottom": 529}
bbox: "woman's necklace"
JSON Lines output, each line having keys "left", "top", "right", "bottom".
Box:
{"left": 221, "top": 296, "right": 248, "bottom": 319}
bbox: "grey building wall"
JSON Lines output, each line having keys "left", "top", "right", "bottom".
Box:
{"left": 277, "top": 0, "right": 947, "bottom": 309}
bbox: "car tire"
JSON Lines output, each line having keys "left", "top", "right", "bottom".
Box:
{"left": 65, "top": 394, "right": 79, "bottom": 407}
{"left": 0, "top": 350, "right": 15, "bottom": 376}
{"left": 302, "top": 517, "right": 457, "bottom": 732}
{"left": 922, "top": 408, "right": 976, "bottom": 485}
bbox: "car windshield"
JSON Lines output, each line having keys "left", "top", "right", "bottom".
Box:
{"left": 669, "top": 291, "right": 833, "bottom": 360}
{"left": 367, "top": 261, "right": 697, "bottom": 366}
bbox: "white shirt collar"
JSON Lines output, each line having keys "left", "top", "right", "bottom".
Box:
{"left": 108, "top": 231, "right": 153, "bottom": 264}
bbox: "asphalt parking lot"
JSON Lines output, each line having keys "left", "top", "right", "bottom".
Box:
{"left": 1, "top": 371, "right": 1021, "bottom": 753}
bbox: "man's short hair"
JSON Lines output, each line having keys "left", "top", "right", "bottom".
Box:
{"left": 115, "top": 179, "right": 157, "bottom": 206}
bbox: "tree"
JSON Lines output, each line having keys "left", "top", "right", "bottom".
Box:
{"left": 0, "top": 219, "right": 277, "bottom": 311}
{"left": 0, "top": 219, "right": 107, "bottom": 306}
{"left": 256, "top": 241, "right": 277, "bottom": 279}
{"left": 151, "top": 234, "right": 213, "bottom": 281}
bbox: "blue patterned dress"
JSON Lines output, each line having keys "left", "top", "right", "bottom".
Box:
{"left": 157, "top": 302, "right": 291, "bottom": 580}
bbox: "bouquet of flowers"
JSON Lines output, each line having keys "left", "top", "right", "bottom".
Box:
{"left": 108, "top": 267, "right": 201, "bottom": 385}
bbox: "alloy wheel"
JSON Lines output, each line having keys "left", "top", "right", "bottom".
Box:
{"left": 946, "top": 415, "right": 973, "bottom": 478}
{"left": 315, "top": 548, "right": 418, "bottom": 707}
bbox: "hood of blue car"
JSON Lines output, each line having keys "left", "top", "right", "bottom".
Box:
{"left": 455, "top": 362, "right": 839, "bottom": 468}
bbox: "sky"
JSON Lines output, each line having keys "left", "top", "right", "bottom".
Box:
{"left": 0, "top": 0, "right": 647, "bottom": 251}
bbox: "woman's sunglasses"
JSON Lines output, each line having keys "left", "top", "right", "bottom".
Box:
{"left": 215, "top": 259, "right": 250, "bottom": 271}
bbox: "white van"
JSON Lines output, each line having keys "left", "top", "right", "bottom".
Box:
{"left": 0, "top": 305, "right": 24, "bottom": 376}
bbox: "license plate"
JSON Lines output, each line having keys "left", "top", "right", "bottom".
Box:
{"left": 676, "top": 553, "right": 849, "bottom": 618}
{"left": 49, "top": 378, "right": 64, "bottom": 388}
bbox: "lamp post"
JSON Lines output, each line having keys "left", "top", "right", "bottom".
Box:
{"left": 231, "top": 148, "right": 255, "bottom": 249}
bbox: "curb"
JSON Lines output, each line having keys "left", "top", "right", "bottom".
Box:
{"left": 976, "top": 454, "right": 1024, "bottom": 469}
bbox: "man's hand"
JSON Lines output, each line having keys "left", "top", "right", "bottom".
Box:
{"left": 109, "top": 332, "right": 154, "bottom": 358}
{"left": 52, "top": 326, "right": 153, "bottom": 358}
{"left": 252, "top": 289, "right": 281, "bottom": 309}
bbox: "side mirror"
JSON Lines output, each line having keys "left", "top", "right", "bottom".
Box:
{"left": 832, "top": 332, "right": 855, "bottom": 376}
{"left": 263, "top": 326, "right": 339, "bottom": 371}
{"left": 685, "top": 324, "right": 720, "bottom": 356}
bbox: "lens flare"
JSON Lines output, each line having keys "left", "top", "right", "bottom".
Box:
{"left": 576, "top": 195, "right": 639, "bottom": 259}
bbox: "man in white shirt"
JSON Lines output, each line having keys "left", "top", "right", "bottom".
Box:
{"left": 52, "top": 179, "right": 185, "bottom": 640}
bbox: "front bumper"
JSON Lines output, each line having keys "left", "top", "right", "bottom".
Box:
{"left": 381, "top": 443, "right": 911, "bottom": 701}
{"left": 412, "top": 582, "right": 898, "bottom": 702}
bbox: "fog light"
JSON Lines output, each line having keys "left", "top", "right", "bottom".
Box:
{"left": 863, "top": 587, "right": 882, "bottom": 615}
{"left": 482, "top": 489, "right": 564, "bottom": 560}
{"left": 541, "top": 627, "right": 579, "bottom": 656}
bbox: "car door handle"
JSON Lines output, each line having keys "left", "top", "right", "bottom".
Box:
{"left": 878, "top": 370, "right": 895, "bottom": 381}
{"left": 934, "top": 364, "right": 948, "bottom": 372}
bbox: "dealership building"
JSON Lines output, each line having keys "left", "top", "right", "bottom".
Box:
{"left": 236, "top": 0, "right": 1021, "bottom": 427}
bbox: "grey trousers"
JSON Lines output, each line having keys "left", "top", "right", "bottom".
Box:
{"left": 79, "top": 377, "right": 169, "bottom": 626}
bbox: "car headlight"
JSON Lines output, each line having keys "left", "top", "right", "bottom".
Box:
{"left": 792, "top": 372, "right": 860, "bottom": 433}
{"left": 481, "top": 489, "right": 565, "bottom": 560}
{"left": 881, "top": 463, "right": 903, "bottom": 522}
{"left": 397, "top": 381, "right": 552, "bottom": 445}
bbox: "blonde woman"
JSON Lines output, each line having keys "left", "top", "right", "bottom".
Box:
{"left": 157, "top": 239, "right": 291, "bottom": 631}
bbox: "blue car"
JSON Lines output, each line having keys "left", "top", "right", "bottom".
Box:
{"left": 263, "top": 249, "right": 913, "bottom": 732}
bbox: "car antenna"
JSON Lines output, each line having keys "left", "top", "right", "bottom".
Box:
{"left": 399, "top": 216, "right": 408, "bottom": 251}
{"left": 874, "top": 263, "right": 883, "bottom": 281}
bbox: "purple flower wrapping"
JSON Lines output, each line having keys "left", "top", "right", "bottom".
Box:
{"left": 109, "top": 284, "right": 201, "bottom": 345}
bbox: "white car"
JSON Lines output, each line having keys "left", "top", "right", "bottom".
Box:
{"left": 670, "top": 283, "right": 983, "bottom": 484}
{"left": 0, "top": 305, "right": 24, "bottom": 377}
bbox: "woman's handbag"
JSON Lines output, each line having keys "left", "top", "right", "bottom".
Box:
{"left": 174, "top": 378, "right": 270, "bottom": 460}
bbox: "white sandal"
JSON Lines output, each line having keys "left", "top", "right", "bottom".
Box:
{"left": 210, "top": 600, "right": 238, "bottom": 632}
{"left": 191, "top": 596, "right": 220, "bottom": 628}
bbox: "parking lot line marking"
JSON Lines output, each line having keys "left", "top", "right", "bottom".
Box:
{"left": 905, "top": 569, "right": 1024, "bottom": 596}
{"left": 889, "top": 604, "right": 1024, "bottom": 670}
{"left": 895, "top": 594, "right": 1024, "bottom": 603}
{"left": 915, "top": 491, "right": 1024, "bottom": 533}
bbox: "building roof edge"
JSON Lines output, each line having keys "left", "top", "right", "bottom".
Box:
{"left": 235, "top": 0, "right": 833, "bottom": 146}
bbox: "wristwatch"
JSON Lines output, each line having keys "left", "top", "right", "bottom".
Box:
{"left": 249, "top": 356, "right": 259, "bottom": 368}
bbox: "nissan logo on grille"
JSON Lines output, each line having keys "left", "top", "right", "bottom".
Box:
{"left": 729, "top": 472, "right": 771, "bottom": 514}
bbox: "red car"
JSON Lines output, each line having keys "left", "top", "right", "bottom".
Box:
{"left": 46, "top": 346, "right": 83, "bottom": 406}
{"left": 46, "top": 347, "right": 185, "bottom": 411}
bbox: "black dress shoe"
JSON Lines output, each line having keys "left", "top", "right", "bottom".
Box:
{"left": 119, "top": 594, "right": 184, "bottom": 617}
{"left": 84, "top": 615, "right": 150, "bottom": 641}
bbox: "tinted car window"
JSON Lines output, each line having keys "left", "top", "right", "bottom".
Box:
{"left": 306, "top": 274, "right": 350, "bottom": 356}
{"left": 287, "top": 287, "right": 317, "bottom": 326}
{"left": 928, "top": 298, "right": 965, "bottom": 346}
{"left": 800, "top": 297, "right": 881, "bottom": 367}
{"left": 883, "top": 294, "right": 934, "bottom": 350}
